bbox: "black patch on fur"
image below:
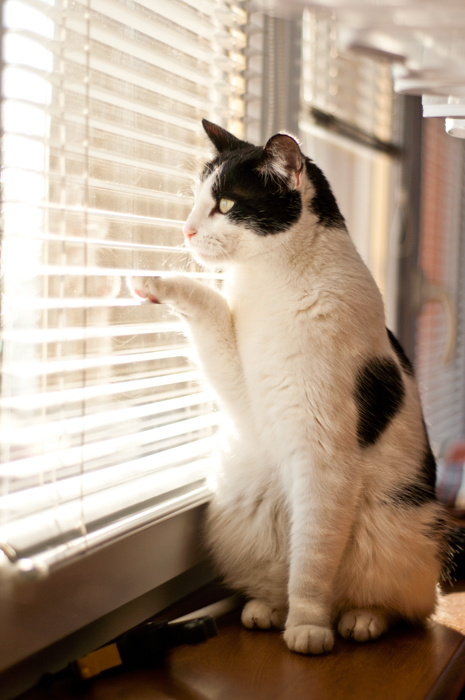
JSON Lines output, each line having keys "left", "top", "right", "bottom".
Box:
{"left": 305, "top": 159, "right": 346, "bottom": 229}
{"left": 201, "top": 158, "right": 220, "bottom": 182}
{"left": 389, "top": 436, "right": 437, "bottom": 509}
{"left": 210, "top": 146, "right": 302, "bottom": 235}
{"left": 421, "top": 440, "right": 437, "bottom": 493}
{"left": 202, "top": 119, "right": 247, "bottom": 153}
{"left": 420, "top": 514, "right": 454, "bottom": 585}
{"left": 200, "top": 123, "right": 346, "bottom": 235}
{"left": 386, "top": 329, "right": 414, "bottom": 377}
{"left": 390, "top": 481, "right": 436, "bottom": 508}
{"left": 443, "top": 525, "right": 465, "bottom": 583}
{"left": 355, "top": 358, "right": 405, "bottom": 447}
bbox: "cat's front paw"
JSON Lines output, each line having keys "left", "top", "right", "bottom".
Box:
{"left": 241, "top": 600, "right": 286, "bottom": 630}
{"left": 284, "top": 624, "right": 334, "bottom": 655}
{"left": 129, "top": 275, "right": 173, "bottom": 304}
{"left": 129, "top": 274, "right": 221, "bottom": 319}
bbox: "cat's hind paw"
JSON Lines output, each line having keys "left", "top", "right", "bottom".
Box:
{"left": 241, "top": 600, "right": 286, "bottom": 630}
{"left": 283, "top": 624, "right": 334, "bottom": 655}
{"left": 337, "top": 609, "right": 390, "bottom": 642}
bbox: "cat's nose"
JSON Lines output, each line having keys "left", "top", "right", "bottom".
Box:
{"left": 183, "top": 223, "right": 197, "bottom": 240}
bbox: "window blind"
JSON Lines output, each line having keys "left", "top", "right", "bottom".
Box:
{"left": 0, "top": 0, "right": 246, "bottom": 576}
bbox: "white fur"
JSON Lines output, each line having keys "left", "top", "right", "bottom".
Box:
{"left": 129, "top": 155, "right": 445, "bottom": 655}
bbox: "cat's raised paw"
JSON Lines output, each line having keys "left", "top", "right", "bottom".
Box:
{"left": 128, "top": 276, "right": 165, "bottom": 304}
{"left": 284, "top": 624, "right": 334, "bottom": 655}
{"left": 128, "top": 274, "right": 197, "bottom": 308}
{"left": 338, "top": 609, "right": 390, "bottom": 642}
{"left": 241, "top": 600, "right": 286, "bottom": 630}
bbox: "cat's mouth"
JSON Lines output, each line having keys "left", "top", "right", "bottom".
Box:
{"left": 186, "top": 244, "right": 232, "bottom": 268}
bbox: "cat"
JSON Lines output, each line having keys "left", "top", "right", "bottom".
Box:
{"left": 129, "top": 119, "right": 448, "bottom": 655}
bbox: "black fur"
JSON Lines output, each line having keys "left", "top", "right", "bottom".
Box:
{"left": 388, "top": 424, "right": 437, "bottom": 508}
{"left": 419, "top": 514, "right": 452, "bottom": 584}
{"left": 421, "top": 439, "right": 437, "bottom": 492}
{"left": 201, "top": 158, "right": 219, "bottom": 182}
{"left": 202, "top": 119, "right": 247, "bottom": 153}
{"left": 210, "top": 147, "right": 303, "bottom": 235}
{"left": 387, "top": 329, "right": 414, "bottom": 377}
{"left": 390, "top": 480, "right": 435, "bottom": 508}
{"left": 201, "top": 121, "right": 344, "bottom": 234}
{"left": 305, "top": 159, "right": 346, "bottom": 229}
{"left": 355, "top": 358, "right": 405, "bottom": 447}
{"left": 443, "top": 525, "right": 465, "bottom": 582}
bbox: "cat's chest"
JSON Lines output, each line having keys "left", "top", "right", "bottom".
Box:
{"left": 228, "top": 274, "right": 294, "bottom": 341}
{"left": 225, "top": 270, "right": 323, "bottom": 392}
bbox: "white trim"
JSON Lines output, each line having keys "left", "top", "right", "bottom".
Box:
{"left": 423, "top": 104, "right": 465, "bottom": 119}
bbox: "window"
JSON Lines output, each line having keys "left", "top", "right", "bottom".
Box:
{"left": 0, "top": 0, "right": 246, "bottom": 679}
{"left": 0, "top": 4, "right": 401, "bottom": 690}
{"left": 299, "top": 10, "right": 400, "bottom": 327}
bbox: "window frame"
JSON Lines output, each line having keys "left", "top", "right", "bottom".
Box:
{"left": 0, "top": 504, "right": 214, "bottom": 697}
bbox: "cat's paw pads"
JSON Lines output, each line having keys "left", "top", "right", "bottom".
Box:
{"left": 338, "top": 609, "right": 389, "bottom": 642}
{"left": 128, "top": 275, "right": 201, "bottom": 313}
{"left": 129, "top": 275, "right": 190, "bottom": 305}
{"left": 283, "top": 625, "right": 334, "bottom": 655}
{"left": 242, "top": 600, "right": 284, "bottom": 629}
{"left": 128, "top": 276, "right": 164, "bottom": 303}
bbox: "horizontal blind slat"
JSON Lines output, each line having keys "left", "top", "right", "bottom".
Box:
{"left": 1, "top": 462, "right": 212, "bottom": 556}
{"left": 2, "top": 443, "right": 216, "bottom": 520}
{"left": 0, "top": 370, "right": 201, "bottom": 409}
{"left": 2, "top": 228, "right": 188, "bottom": 251}
{"left": 3, "top": 347, "right": 192, "bottom": 375}
{"left": 1, "top": 413, "right": 220, "bottom": 480}
{"left": 0, "top": 266, "right": 220, "bottom": 280}
{"left": 1, "top": 391, "right": 213, "bottom": 444}
{"left": 0, "top": 322, "right": 184, "bottom": 344}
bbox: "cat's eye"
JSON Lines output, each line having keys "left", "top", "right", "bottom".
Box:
{"left": 219, "top": 198, "right": 234, "bottom": 214}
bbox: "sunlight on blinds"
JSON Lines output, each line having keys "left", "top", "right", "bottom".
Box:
{"left": 0, "top": 0, "right": 246, "bottom": 576}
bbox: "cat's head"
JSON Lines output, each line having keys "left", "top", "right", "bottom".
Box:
{"left": 183, "top": 120, "right": 344, "bottom": 268}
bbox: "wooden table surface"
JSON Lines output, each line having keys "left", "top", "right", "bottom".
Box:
{"left": 21, "top": 589, "right": 465, "bottom": 700}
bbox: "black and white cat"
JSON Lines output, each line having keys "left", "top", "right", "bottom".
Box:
{"left": 130, "top": 120, "right": 447, "bottom": 655}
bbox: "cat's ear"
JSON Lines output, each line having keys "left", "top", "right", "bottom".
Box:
{"left": 202, "top": 119, "right": 245, "bottom": 153}
{"left": 258, "top": 133, "right": 303, "bottom": 189}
